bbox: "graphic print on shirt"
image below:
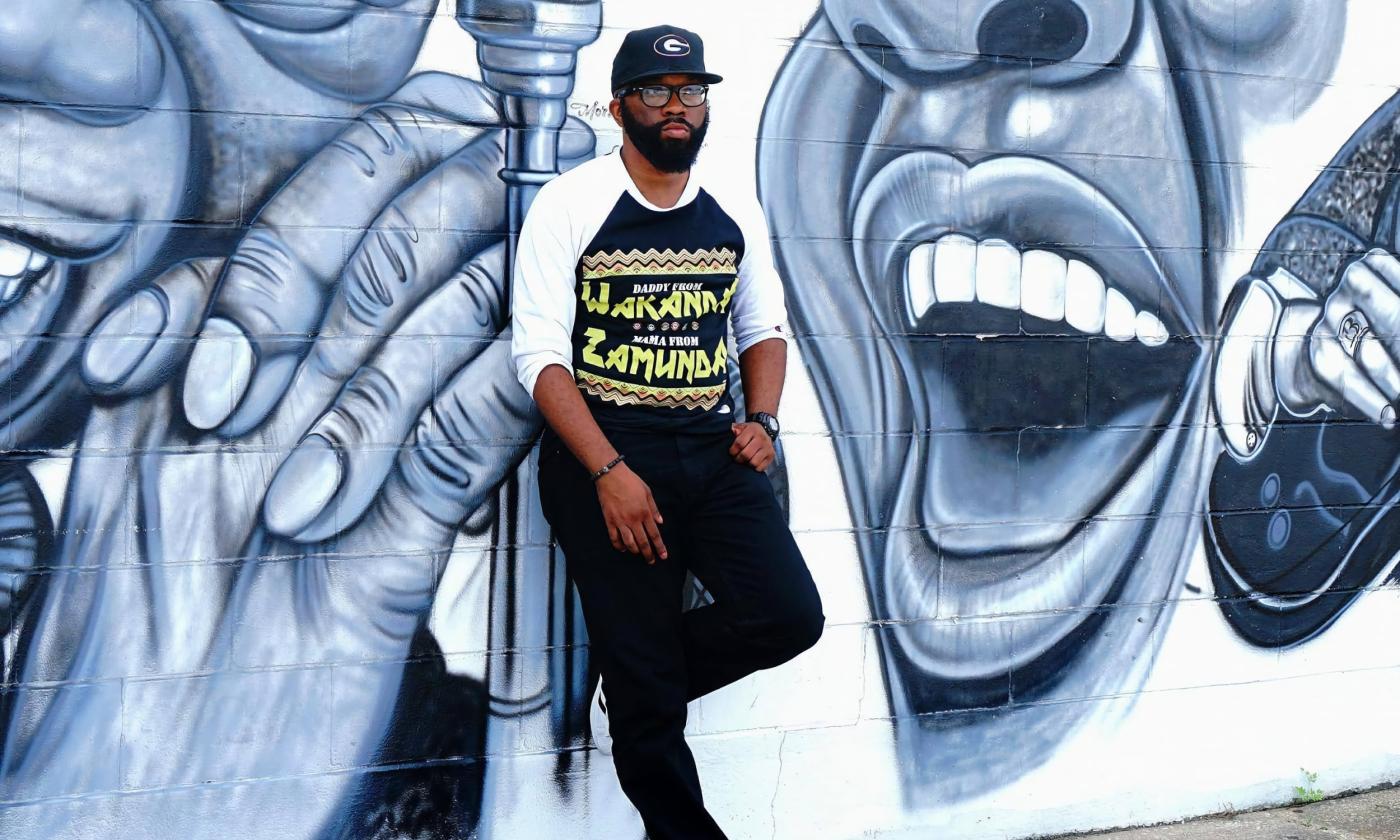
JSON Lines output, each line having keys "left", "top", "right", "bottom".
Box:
{"left": 571, "top": 190, "right": 745, "bottom": 428}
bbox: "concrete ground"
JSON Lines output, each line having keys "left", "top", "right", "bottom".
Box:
{"left": 1055, "top": 785, "right": 1400, "bottom": 839}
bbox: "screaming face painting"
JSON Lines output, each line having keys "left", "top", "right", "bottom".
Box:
{"left": 756, "top": 0, "right": 1382, "bottom": 801}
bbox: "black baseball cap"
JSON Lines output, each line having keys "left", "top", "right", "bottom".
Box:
{"left": 611, "top": 25, "right": 724, "bottom": 92}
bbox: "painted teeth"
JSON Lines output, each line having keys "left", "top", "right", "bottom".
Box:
{"left": 933, "top": 234, "right": 976, "bottom": 303}
{"left": 905, "top": 241, "right": 935, "bottom": 325}
{"left": 0, "top": 240, "right": 34, "bottom": 277}
{"left": 903, "top": 235, "right": 1169, "bottom": 347}
{"left": 0, "top": 274, "right": 32, "bottom": 305}
{"left": 1020, "top": 249, "right": 1066, "bottom": 322}
{"left": 1065, "top": 258, "right": 1105, "bottom": 334}
{"left": 0, "top": 239, "right": 51, "bottom": 307}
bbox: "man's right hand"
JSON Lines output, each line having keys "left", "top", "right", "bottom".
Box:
{"left": 595, "top": 464, "right": 669, "bottom": 564}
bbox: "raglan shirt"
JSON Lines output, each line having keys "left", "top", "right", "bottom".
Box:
{"left": 511, "top": 151, "right": 788, "bottom": 441}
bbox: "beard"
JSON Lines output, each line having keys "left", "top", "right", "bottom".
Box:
{"left": 620, "top": 104, "right": 710, "bottom": 173}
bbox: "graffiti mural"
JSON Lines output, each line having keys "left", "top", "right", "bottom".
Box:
{"left": 2, "top": 1, "right": 1400, "bottom": 839}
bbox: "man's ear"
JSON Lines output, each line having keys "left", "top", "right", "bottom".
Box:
{"left": 609, "top": 97, "right": 624, "bottom": 128}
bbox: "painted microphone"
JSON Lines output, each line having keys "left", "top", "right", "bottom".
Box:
{"left": 455, "top": 0, "right": 601, "bottom": 735}
{"left": 456, "top": 0, "right": 602, "bottom": 287}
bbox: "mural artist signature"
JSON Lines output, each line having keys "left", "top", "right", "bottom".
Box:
{"left": 569, "top": 100, "right": 612, "bottom": 121}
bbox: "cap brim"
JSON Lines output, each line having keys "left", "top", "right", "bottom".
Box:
{"left": 614, "top": 72, "right": 724, "bottom": 90}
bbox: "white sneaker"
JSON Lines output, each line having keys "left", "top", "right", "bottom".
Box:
{"left": 590, "top": 678, "right": 613, "bottom": 756}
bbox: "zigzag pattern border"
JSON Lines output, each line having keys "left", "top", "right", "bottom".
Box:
{"left": 581, "top": 247, "right": 738, "bottom": 280}
{"left": 577, "top": 370, "right": 724, "bottom": 411}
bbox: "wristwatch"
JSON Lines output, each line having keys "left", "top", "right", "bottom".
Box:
{"left": 748, "top": 411, "right": 780, "bottom": 441}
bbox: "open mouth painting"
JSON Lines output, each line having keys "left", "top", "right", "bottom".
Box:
{"left": 757, "top": 0, "right": 1223, "bottom": 798}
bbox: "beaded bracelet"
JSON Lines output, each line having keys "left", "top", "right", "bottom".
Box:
{"left": 590, "top": 454, "right": 626, "bottom": 482}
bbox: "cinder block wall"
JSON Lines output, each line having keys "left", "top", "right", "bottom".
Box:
{"left": 3, "top": 2, "right": 1400, "bottom": 839}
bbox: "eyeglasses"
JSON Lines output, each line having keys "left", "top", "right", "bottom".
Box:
{"left": 616, "top": 83, "right": 709, "bottom": 108}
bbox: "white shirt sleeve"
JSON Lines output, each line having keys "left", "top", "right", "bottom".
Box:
{"left": 510, "top": 182, "right": 579, "bottom": 399}
{"left": 728, "top": 197, "right": 789, "bottom": 354}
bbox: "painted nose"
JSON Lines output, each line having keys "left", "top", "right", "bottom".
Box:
{"left": 977, "top": 0, "right": 1089, "bottom": 63}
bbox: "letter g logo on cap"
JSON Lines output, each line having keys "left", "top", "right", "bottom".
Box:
{"left": 654, "top": 35, "right": 692, "bottom": 56}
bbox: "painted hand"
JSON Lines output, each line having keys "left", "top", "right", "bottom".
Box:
{"left": 0, "top": 72, "right": 594, "bottom": 832}
{"left": 1275, "top": 249, "right": 1400, "bottom": 429}
{"left": 79, "top": 72, "right": 594, "bottom": 543}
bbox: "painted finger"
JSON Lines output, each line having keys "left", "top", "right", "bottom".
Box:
{"left": 377, "top": 334, "right": 541, "bottom": 534}
{"left": 288, "top": 115, "right": 594, "bottom": 415}
{"left": 1356, "top": 332, "right": 1400, "bottom": 402}
{"left": 1361, "top": 248, "right": 1400, "bottom": 297}
{"left": 82, "top": 258, "right": 222, "bottom": 396}
{"left": 1332, "top": 258, "right": 1400, "bottom": 344}
{"left": 262, "top": 245, "right": 507, "bottom": 541}
{"left": 182, "top": 80, "right": 502, "bottom": 436}
{"left": 1311, "top": 334, "right": 1397, "bottom": 428}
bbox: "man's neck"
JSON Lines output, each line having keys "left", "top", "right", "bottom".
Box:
{"left": 620, "top": 142, "right": 690, "bottom": 209}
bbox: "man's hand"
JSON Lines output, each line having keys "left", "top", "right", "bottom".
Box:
{"left": 730, "top": 421, "right": 776, "bottom": 471}
{"left": 595, "top": 464, "right": 668, "bottom": 564}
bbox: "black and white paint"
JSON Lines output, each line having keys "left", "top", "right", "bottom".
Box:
{"left": 0, "top": 1, "right": 1398, "bottom": 838}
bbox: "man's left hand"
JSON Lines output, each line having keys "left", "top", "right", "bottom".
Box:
{"left": 730, "top": 422, "right": 776, "bottom": 471}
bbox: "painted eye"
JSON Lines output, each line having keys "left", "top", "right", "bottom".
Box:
{"left": 1171, "top": 0, "right": 1345, "bottom": 116}
{"left": 1178, "top": 0, "right": 1293, "bottom": 46}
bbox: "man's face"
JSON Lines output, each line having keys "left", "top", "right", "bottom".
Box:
{"left": 613, "top": 73, "right": 711, "bottom": 173}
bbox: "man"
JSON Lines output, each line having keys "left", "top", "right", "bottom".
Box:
{"left": 511, "top": 24, "right": 825, "bottom": 840}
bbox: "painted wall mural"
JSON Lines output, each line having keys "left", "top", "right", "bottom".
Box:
{"left": 2, "top": 2, "right": 1400, "bottom": 839}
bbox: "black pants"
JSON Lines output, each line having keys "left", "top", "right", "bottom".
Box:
{"left": 537, "top": 427, "right": 825, "bottom": 840}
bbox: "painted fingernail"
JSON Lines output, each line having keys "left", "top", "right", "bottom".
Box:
{"left": 84, "top": 289, "right": 167, "bottom": 386}
{"left": 183, "top": 317, "right": 254, "bottom": 430}
{"left": 1383, "top": 405, "right": 1396, "bottom": 430}
{"left": 264, "top": 435, "right": 343, "bottom": 537}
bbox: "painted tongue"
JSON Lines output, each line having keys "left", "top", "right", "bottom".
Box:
{"left": 907, "top": 315, "right": 1198, "bottom": 551}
